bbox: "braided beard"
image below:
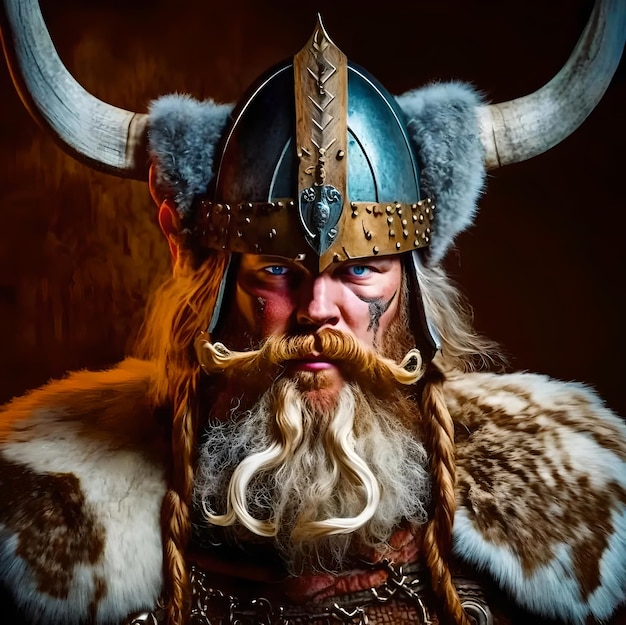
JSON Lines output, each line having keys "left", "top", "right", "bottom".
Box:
{"left": 193, "top": 331, "right": 430, "bottom": 573}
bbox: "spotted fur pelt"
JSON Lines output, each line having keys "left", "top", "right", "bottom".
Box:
{"left": 0, "top": 361, "right": 624, "bottom": 624}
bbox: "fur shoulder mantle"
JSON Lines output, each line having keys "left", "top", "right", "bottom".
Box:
{"left": 0, "top": 363, "right": 624, "bottom": 624}
{"left": 0, "top": 358, "right": 167, "bottom": 624}
{"left": 446, "top": 371, "right": 626, "bottom": 624}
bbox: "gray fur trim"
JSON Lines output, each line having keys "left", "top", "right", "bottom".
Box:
{"left": 396, "top": 83, "right": 486, "bottom": 264}
{"left": 148, "top": 95, "right": 233, "bottom": 216}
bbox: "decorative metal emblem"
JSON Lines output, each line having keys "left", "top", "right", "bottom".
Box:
{"left": 294, "top": 15, "right": 347, "bottom": 255}
{"left": 299, "top": 178, "right": 342, "bottom": 254}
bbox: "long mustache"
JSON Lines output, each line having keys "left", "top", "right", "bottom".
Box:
{"left": 194, "top": 328, "right": 424, "bottom": 387}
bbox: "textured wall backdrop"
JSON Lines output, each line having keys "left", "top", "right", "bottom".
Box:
{"left": 0, "top": 0, "right": 624, "bottom": 416}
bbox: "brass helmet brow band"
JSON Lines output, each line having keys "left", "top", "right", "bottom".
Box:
{"left": 195, "top": 198, "right": 434, "bottom": 264}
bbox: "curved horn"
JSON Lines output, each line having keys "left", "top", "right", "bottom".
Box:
{"left": 0, "top": 0, "right": 149, "bottom": 180}
{"left": 478, "top": 0, "right": 625, "bottom": 170}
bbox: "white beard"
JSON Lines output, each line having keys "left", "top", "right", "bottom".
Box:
{"left": 193, "top": 378, "right": 430, "bottom": 572}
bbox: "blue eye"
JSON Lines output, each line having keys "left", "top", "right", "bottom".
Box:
{"left": 264, "top": 265, "right": 289, "bottom": 276}
{"left": 348, "top": 265, "right": 370, "bottom": 277}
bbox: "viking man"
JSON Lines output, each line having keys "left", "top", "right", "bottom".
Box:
{"left": 0, "top": 0, "right": 625, "bottom": 624}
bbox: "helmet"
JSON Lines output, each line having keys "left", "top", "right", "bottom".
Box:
{"left": 194, "top": 17, "right": 434, "bottom": 272}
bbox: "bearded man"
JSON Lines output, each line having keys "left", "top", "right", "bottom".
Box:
{"left": 1, "top": 1, "right": 625, "bottom": 624}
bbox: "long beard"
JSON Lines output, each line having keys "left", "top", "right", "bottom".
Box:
{"left": 194, "top": 365, "right": 430, "bottom": 573}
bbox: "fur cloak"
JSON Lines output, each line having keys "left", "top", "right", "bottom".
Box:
{"left": 0, "top": 359, "right": 624, "bottom": 624}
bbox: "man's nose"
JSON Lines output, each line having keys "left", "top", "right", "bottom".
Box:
{"left": 296, "top": 274, "right": 340, "bottom": 328}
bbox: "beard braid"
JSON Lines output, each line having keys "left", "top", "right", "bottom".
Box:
{"left": 194, "top": 376, "right": 430, "bottom": 574}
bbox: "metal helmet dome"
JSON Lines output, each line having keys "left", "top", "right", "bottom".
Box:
{"left": 193, "top": 16, "right": 434, "bottom": 272}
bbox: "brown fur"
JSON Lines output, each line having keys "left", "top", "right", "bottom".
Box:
{"left": 447, "top": 371, "right": 626, "bottom": 621}
{"left": 0, "top": 358, "right": 167, "bottom": 623}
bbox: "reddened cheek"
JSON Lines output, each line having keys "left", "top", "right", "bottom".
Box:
{"left": 260, "top": 296, "right": 297, "bottom": 334}
{"left": 236, "top": 283, "right": 296, "bottom": 338}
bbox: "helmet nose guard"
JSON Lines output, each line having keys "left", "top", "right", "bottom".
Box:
{"left": 193, "top": 16, "right": 434, "bottom": 273}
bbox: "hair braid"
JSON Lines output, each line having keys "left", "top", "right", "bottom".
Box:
{"left": 136, "top": 251, "right": 230, "bottom": 625}
{"left": 420, "top": 365, "right": 471, "bottom": 625}
{"left": 161, "top": 372, "right": 199, "bottom": 625}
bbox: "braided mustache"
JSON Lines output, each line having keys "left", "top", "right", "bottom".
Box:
{"left": 194, "top": 328, "right": 424, "bottom": 387}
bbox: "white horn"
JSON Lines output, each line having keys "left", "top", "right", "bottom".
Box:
{"left": 0, "top": 0, "right": 149, "bottom": 179}
{"left": 478, "top": 0, "right": 625, "bottom": 170}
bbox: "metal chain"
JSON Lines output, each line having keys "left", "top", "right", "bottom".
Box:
{"left": 126, "top": 559, "right": 499, "bottom": 625}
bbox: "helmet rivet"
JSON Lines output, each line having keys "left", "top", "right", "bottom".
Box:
{"left": 418, "top": 214, "right": 424, "bottom": 223}
{"left": 366, "top": 206, "right": 373, "bottom": 214}
{"left": 269, "top": 228, "right": 277, "bottom": 238}
{"left": 387, "top": 217, "right": 393, "bottom": 225}
{"left": 337, "top": 150, "right": 345, "bottom": 160}
{"left": 237, "top": 230, "right": 243, "bottom": 238}
{"left": 389, "top": 229, "right": 395, "bottom": 237}
{"left": 401, "top": 219, "right": 407, "bottom": 226}
{"left": 245, "top": 217, "right": 251, "bottom": 224}
{"left": 397, "top": 207, "right": 403, "bottom": 216}
{"left": 424, "top": 235, "right": 430, "bottom": 243}
{"left": 426, "top": 227, "right": 431, "bottom": 235}
{"left": 411, "top": 203, "right": 418, "bottom": 211}
{"left": 414, "top": 240, "right": 419, "bottom": 246}
{"left": 386, "top": 205, "right": 393, "bottom": 215}
{"left": 289, "top": 200, "right": 295, "bottom": 208}
{"left": 373, "top": 246, "right": 379, "bottom": 254}
{"left": 352, "top": 210, "right": 359, "bottom": 218}
{"left": 333, "top": 253, "right": 341, "bottom": 262}
{"left": 396, "top": 242, "right": 401, "bottom": 250}
{"left": 351, "top": 202, "right": 358, "bottom": 208}
{"left": 412, "top": 214, "right": 418, "bottom": 222}
{"left": 276, "top": 201, "right": 284, "bottom": 208}
{"left": 403, "top": 229, "right": 409, "bottom": 238}
{"left": 365, "top": 230, "right": 373, "bottom": 240}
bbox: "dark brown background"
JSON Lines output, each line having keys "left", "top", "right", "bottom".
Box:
{"left": 0, "top": 0, "right": 624, "bottom": 416}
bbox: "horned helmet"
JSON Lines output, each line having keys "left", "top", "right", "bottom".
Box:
{"left": 1, "top": 0, "right": 624, "bottom": 358}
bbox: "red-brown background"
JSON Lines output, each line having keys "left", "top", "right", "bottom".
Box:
{"left": 0, "top": 0, "right": 624, "bottom": 416}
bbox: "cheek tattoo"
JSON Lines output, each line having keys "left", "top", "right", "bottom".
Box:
{"left": 253, "top": 296, "right": 266, "bottom": 328}
{"left": 359, "top": 290, "right": 397, "bottom": 342}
